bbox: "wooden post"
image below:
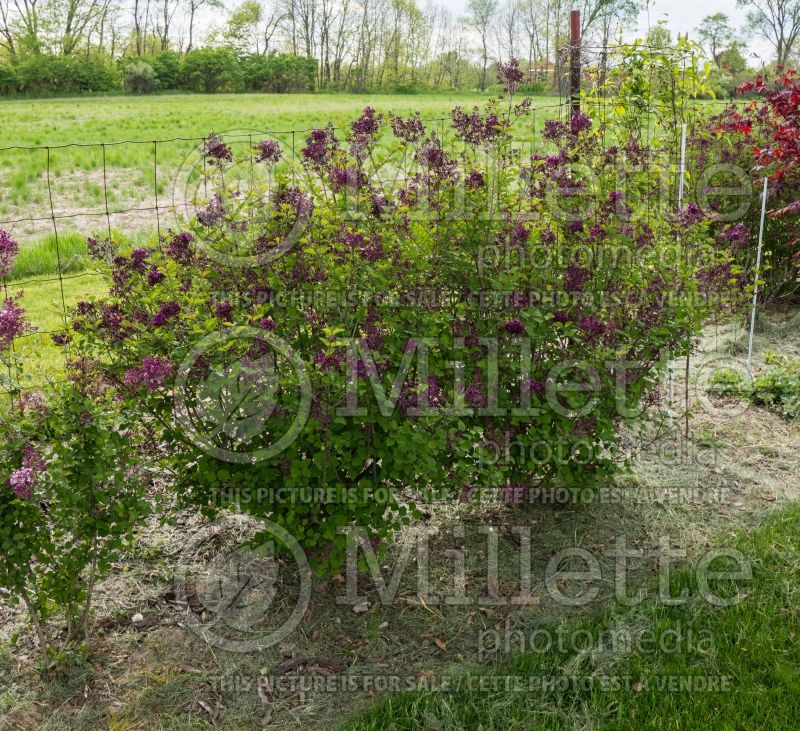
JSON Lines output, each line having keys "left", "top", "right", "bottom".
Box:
{"left": 570, "top": 9, "right": 581, "bottom": 115}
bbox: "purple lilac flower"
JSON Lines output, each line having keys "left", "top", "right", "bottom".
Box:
{"left": 86, "top": 235, "right": 114, "bottom": 262}
{"left": 569, "top": 112, "right": 592, "bottom": 135}
{"left": 274, "top": 186, "right": 313, "bottom": 218}
{"left": 718, "top": 222, "right": 749, "bottom": 248}
{"left": 542, "top": 119, "right": 567, "bottom": 141}
{"left": 564, "top": 264, "right": 590, "bottom": 292}
{"left": 502, "top": 318, "right": 525, "bottom": 336}
{"left": 540, "top": 229, "right": 556, "bottom": 245}
{"left": 8, "top": 445, "right": 46, "bottom": 499}
{"left": 451, "top": 107, "right": 507, "bottom": 146}
{"left": 465, "top": 170, "right": 485, "bottom": 189}
{"left": 464, "top": 373, "right": 488, "bottom": 409}
{"left": 510, "top": 223, "right": 529, "bottom": 246}
{"left": 254, "top": 139, "right": 282, "bottom": 164}
{"left": 124, "top": 355, "right": 174, "bottom": 391}
{"left": 216, "top": 300, "right": 233, "bottom": 319}
{"left": 151, "top": 300, "right": 180, "bottom": 327}
{"left": 258, "top": 317, "right": 277, "bottom": 331}
{"left": 302, "top": 125, "right": 338, "bottom": 168}
{"left": 8, "top": 468, "right": 35, "bottom": 499}
{"left": 360, "top": 235, "right": 384, "bottom": 262}
{"left": 315, "top": 351, "right": 344, "bottom": 373}
{"left": 497, "top": 57, "right": 525, "bottom": 95}
{"left": 166, "top": 231, "right": 195, "bottom": 264}
{"left": 147, "top": 267, "right": 165, "bottom": 285}
{"left": 203, "top": 134, "right": 233, "bottom": 164}
{"left": 678, "top": 203, "right": 704, "bottom": 226}
{"left": 371, "top": 194, "right": 390, "bottom": 217}
{"left": 129, "top": 247, "right": 149, "bottom": 272}
{"left": 589, "top": 223, "right": 605, "bottom": 241}
{"left": 0, "top": 229, "right": 18, "bottom": 278}
{"left": 197, "top": 194, "right": 225, "bottom": 227}
{"left": 553, "top": 310, "right": 571, "bottom": 323}
{"left": 51, "top": 331, "right": 71, "bottom": 346}
{"left": 19, "top": 391, "right": 47, "bottom": 413}
{"left": 350, "top": 107, "right": 381, "bottom": 155}
{"left": 330, "top": 166, "right": 368, "bottom": 191}
{"left": 417, "top": 137, "right": 457, "bottom": 181}
{"left": 578, "top": 314, "right": 607, "bottom": 342}
{"left": 390, "top": 113, "right": 425, "bottom": 143}
{"left": 0, "top": 295, "right": 31, "bottom": 351}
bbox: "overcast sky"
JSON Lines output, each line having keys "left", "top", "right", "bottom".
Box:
{"left": 436, "top": 0, "right": 776, "bottom": 62}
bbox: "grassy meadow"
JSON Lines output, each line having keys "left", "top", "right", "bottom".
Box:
{"left": 0, "top": 92, "right": 565, "bottom": 251}
{"left": 1, "top": 91, "right": 565, "bottom": 376}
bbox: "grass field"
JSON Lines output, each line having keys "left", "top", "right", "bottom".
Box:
{"left": 0, "top": 92, "right": 565, "bottom": 253}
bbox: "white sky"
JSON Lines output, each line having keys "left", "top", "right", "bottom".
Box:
{"left": 436, "top": 0, "right": 776, "bottom": 62}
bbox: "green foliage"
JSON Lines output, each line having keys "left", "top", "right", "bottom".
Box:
{"left": 707, "top": 353, "right": 800, "bottom": 419}
{"left": 750, "top": 352, "right": 800, "bottom": 419}
{"left": 14, "top": 53, "right": 121, "bottom": 95}
{"left": 122, "top": 60, "right": 159, "bottom": 94}
{"left": 240, "top": 53, "right": 318, "bottom": 92}
{"left": 0, "top": 64, "right": 17, "bottom": 94}
{"left": 148, "top": 50, "right": 182, "bottom": 89}
{"left": 708, "top": 366, "right": 746, "bottom": 396}
{"left": 0, "top": 384, "right": 150, "bottom": 663}
{"left": 180, "top": 48, "right": 244, "bottom": 93}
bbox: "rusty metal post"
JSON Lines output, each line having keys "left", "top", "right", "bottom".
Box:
{"left": 570, "top": 9, "right": 581, "bottom": 115}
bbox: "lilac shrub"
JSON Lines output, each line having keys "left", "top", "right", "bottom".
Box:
{"left": 66, "top": 66, "right": 735, "bottom": 573}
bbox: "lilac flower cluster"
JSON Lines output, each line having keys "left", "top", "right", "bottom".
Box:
{"left": 717, "top": 222, "right": 749, "bottom": 248}
{"left": 255, "top": 139, "right": 282, "bottom": 164}
{"left": 350, "top": 107, "right": 382, "bottom": 155}
{"left": 330, "top": 166, "right": 368, "bottom": 192}
{"left": 0, "top": 229, "right": 18, "bottom": 278}
{"left": 465, "top": 170, "right": 485, "bottom": 189}
{"left": 86, "top": 235, "right": 115, "bottom": 262}
{"left": 166, "top": 231, "right": 195, "bottom": 264}
{"left": 502, "top": 318, "right": 525, "bottom": 336}
{"left": 0, "top": 294, "right": 32, "bottom": 351}
{"left": 147, "top": 266, "right": 166, "bottom": 285}
{"left": 8, "top": 446, "right": 46, "bottom": 500}
{"left": 124, "top": 355, "right": 174, "bottom": 391}
{"left": 390, "top": 113, "right": 426, "bottom": 144}
{"left": 216, "top": 300, "right": 233, "bottom": 319}
{"left": 417, "top": 137, "right": 458, "bottom": 182}
{"left": 451, "top": 106, "right": 507, "bottom": 146}
{"left": 197, "top": 194, "right": 225, "bottom": 227}
{"left": 19, "top": 391, "right": 47, "bottom": 413}
{"left": 302, "top": 125, "right": 339, "bottom": 169}
{"left": 564, "top": 264, "right": 591, "bottom": 293}
{"left": 151, "top": 300, "right": 180, "bottom": 327}
{"left": 203, "top": 134, "right": 233, "bottom": 164}
{"left": 496, "top": 58, "right": 525, "bottom": 95}
{"left": 274, "top": 186, "right": 313, "bottom": 218}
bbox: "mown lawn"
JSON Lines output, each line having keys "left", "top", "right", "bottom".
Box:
{"left": 346, "top": 503, "right": 800, "bottom": 730}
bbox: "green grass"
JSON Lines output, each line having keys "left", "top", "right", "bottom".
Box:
{"left": 0, "top": 91, "right": 566, "bottom": 259}
{"left": 344, "top": 503, "right": 800, "bottom": 730}
{"left": 7, "top": 272, "right": 108, "bottom": 386}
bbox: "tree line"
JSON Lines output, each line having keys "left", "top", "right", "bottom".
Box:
{"left": 0, "top": 0, "right": 797, "bottom": 94}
